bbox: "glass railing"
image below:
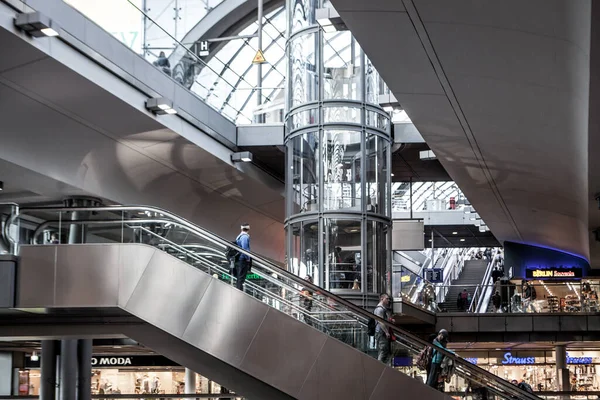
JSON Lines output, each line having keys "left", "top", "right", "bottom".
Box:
{"left": 7, "top": 205, "right": 540, "bottom": 399}
{"left": 51, "top": 0, "right": 275, "bottom": 124}
{"left": 391, "top": 181, "right": 467, "bottom": 213}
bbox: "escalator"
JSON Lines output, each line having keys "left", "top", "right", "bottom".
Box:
{"left": 7, "top": 205, "right": 538, "bottom": 400}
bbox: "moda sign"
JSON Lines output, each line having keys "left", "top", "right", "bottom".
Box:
{"left": 91, "top": 357, "right": 132, "bottom": 366}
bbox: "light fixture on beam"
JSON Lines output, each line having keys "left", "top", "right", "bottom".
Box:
{"left": 460, "top": 238, "right": 465, "bottom": 242}
{"left": 316, "top": 7, "right": 347, "bottom": 33}
{"left": 30, "top": 351, "right": 39, "bottom": 362}
{"left": 15, "top": 12, "right": 60, "bottom": 37}
{"left": 231, "top": 151, "right": 253, "bottom": 163}
{"left": 378, "top": 93, "right": 402, "bottom": 112}
{"left": 145, "top": 97, "right": 177, "bottom": 115}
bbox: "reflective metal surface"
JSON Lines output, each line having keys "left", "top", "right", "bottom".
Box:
{"left": 13, "top": 205, "right": 541, "bottom": 399}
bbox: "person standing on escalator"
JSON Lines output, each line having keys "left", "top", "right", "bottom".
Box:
{"left": 374, "top": 293, "right": 393, "bottom": 365}
{"left": 426, "top": 329, "right": 453, "bottom": 389}
{"left": 235, "top": 223, "right": 251, "bottom": 290}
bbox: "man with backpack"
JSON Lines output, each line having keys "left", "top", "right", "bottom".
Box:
{"left": 234, "top": 223, "right": 251, "bottom": 290}
{"left": 373, "top": 293, "right": 393, "bottom": 365}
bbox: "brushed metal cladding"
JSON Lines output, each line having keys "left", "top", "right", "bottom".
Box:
{"left": 239, "top": 308, "right": 328, "bottom": 397}
{"left": 124, "top": 250, "right": 212, "bottom": 337}
{"left": 449, "top": 316, "right": 478, "bottom": 332}
{"left": 121, "top": 324, "right": 295, "bottom": 400}
{"left": 117, "top": 245, "right": 156, "bottom": 307}
{"left": 182, "top": 279, "right": 269, "bottom": 367}
{"left": 532, "top": 316, "right": 560, "bottom": 332}
{"left": 588, "top": 315, "right": 600, "bottom": 331}
{"left": 560, "top": 315, "right": 587, "bottom": 331}
{"left": 17, "top": 245, "right": 56, "bottom": 307}
{"left": 55, "top": 245, "right": 119, "bottom": 307}
{"left": 479, "top": 316, "right": 506, "bottom": 332}
{"left": 298, "top": 337, "right": 384, "bottom": 400}
{"left": 369, "top": 365, "right": 448, "bottom": 400}
{"left": 506, "top": 316, "right": 533, "bottom": 332}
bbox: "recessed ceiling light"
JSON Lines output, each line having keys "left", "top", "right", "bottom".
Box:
{"left": 460, "top": 238, "right": 465, "bottom": 242}
{"left": 452, "top": 231, "right": 458, "bottom": 235}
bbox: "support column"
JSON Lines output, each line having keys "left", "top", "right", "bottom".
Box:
{"left": 76, "top": 340, "right": 92, "bottom": 400}
{"left": 59, "top": 340, "right": 77, "bottom": 400}
{"left": 184, "top": 368, "right": 196, "bottom": 394}
{"left": 63, "top": 197, "right": 100, "bottom": 400}
{"left": 556, "top": 345, "right": 570, "bottom": 391}
{"left": 41, "top": 341, "right": 58, "bottom": 400}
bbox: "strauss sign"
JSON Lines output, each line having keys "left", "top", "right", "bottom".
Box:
{"left": 91, "top": 357, "right": 132, "bottom": 366}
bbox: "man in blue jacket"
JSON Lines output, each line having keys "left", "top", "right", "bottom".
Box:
{"left": 235, "top": 223, "right": 251, "bottom": 290}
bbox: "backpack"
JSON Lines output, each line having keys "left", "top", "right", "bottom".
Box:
{"left": 367, "top": 306, "right": 384, "bottom": 336}
{"left": 460, "top": 291, "right": 468, "bottom": 300}
{"left": 518, "top": 382, "right": 533, "bottom": 393}
{"left": 225, "top": 240, "right": 240, "bottom": 263}
{"left": 415, "top": 346, "right": 433, "bottom": 371}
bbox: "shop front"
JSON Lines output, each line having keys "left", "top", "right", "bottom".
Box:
{"left": 455, "top": 350, "right": 600, "bottom": 392}
{"left": 20, "top": 355, "right": 236, "bottom": 397}
{"left": 392, "top": 349, "right": 600, "bottom": 394}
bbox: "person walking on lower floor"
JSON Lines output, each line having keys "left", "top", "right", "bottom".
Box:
{"left": 374, "top": 293, "right": 393, "bottom": 365}
{"left": 234, "top": 223, "right": 251, "bottom": 290}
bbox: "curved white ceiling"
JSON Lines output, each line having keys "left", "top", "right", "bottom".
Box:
{"left": 331, "top": 0, "right": 591, "bottom": 261}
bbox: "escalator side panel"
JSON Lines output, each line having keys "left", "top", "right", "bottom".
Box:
{"left": 121, "top": 324, "right": 296, "bottom": 400}
{"left": 17, "top": 244, "right": 452, "bottom": 400}
{"left": 123, "top": 247, "right": 213, "bottom": 337}
{"left": 182, "top": 279, "right": 270, "bottom": 367}
{"left": 297, "top": 336, "right": 385, "bottom": 399}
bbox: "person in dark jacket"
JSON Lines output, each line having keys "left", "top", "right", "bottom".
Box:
{"left": 153, "top": 51, "right": 171, "bottom": 76}
{"left": 492, "top": 290, "right": 502, "bottom": 312}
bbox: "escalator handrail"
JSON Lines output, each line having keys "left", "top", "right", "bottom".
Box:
{"left": 10, "top": 205, "right": 539, "bottom": 399}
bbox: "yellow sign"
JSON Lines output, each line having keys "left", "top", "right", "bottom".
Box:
{"left": 401, "top": 275, "right": 411, "bottom": 283}
{"left": 252, "top": 49, "right": 266, "bottom": 64}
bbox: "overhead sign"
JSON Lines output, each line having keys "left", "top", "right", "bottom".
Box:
{"left": 252, "top": 49, "right": 266, "bottom": 64}
{"left": 525, "top": 267, "right": 582, "bottom": 279}
{"left": 502, "top": 352, "right": 535, "bottom": 365}
{"left": 426, "top": 268, "right": 443, "bottom": 283}
{"left": 198, "top": 40, "right": 209, "bottom": 56}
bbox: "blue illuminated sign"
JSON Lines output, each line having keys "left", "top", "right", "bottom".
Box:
{"left": 464, "top": 357, "right": 478, "bottom": 365}
{"left": 566, "top": 353, "right": 592, "bottom": 365}
{"left": 502, "top": 353, "right": 535, "bottom": 365}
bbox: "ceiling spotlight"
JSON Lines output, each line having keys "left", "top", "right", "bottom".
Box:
{"left": 145, "top": 97, "right": 177, "bottom": 115}
{"left": 30, "top": 351, "right": 39, "bottom": 362}
{"left": 231, "top": 151, "right": 253, "bottom": 163}
{"left": 15, "top": 12, "right": 60, "bottom": 37}
{"left": 452, "top": 232, "right": 458, "bottom": 235}
{"left": 460, "top": 238, "right": 465, "bottom": 242}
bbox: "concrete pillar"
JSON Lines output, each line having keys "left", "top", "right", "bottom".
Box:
{"left": 184, "top": 368, "right": 196, "bottom": 394}
{"left": 63, "top": 197, "right": 100, "bottom": 400}
{"left": 77, "top": 340, "right": 92, "bottom": 400}
{"left": 556, "top": 345, "right": 570, "bottom": 391}
{"left": 59, "top": 340, "right": 77, "bottom": 400}
{"left": 41, "top": 341, "right": 58, "bottom": 400}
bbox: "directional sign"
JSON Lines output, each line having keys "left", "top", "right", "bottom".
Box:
{"left": 252, "top": 49, "right": 266, "bottom": 64}
{"left": 426, "top": 268, "right": 444, "bottom": 283}
{"left": 198, "top": 40, "right": 209, "bottom": 56}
